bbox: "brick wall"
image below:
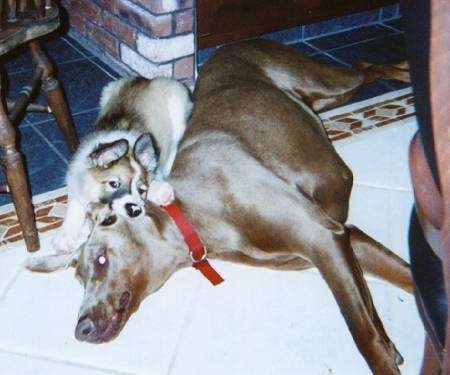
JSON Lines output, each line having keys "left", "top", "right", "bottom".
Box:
{"left": 61, "top": 0, "right": 195, "bottom": 88}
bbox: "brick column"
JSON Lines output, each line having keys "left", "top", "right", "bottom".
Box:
{"left": 61, "top": 0, "right": 195, "bottom": 88}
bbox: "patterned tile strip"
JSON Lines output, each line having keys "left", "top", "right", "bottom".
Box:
{"left": 0, "top": 91, "right": 416, "bottom": 249}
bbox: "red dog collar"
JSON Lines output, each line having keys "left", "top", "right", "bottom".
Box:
{"left": 163, "top": 203, "right": 224, "bottom": 286}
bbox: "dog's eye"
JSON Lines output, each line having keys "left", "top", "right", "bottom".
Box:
{"left": 100, "top": 215, "right": 117, "bottom": 226}
{"left": 109, "top": 180, "right": 121, "bottom": 189}
{"left": 94, "top": 250, "right": 108, "bottom": 272}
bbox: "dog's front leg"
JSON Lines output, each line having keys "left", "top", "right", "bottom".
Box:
{"left": 52, "top": 197, "right": 88, "bottom": 253}
{"left": 309, "top": 231, "right": 402, "bottom": 374}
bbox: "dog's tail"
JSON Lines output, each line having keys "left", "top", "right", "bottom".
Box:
{"left": 355, "top": 60, "right": 411, "bottom": 84}
{"left": 347, "top": 224, "right": 413, "bottom": 294}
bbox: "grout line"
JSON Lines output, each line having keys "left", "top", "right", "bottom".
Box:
{"left": 29, "top": 126, "right": 69, "bottom": 165}
{"left": 8, "top": 56, "right": 90, "bottom": 78}
{"left": 0, "top": 346, "right": 134, "bottom": 375}
{"left": 302, "top": 41, "right": 351, "bottom": 66}
{"left": 380, "top": 21, "right": 403, "bottom": 33}
{"left": 0, "top": 267, "right": 23, "bottom": 304}
{"left": 166, "top": 281, "right": 202, "bottom": 375}
{"left": 318, "top": 29, "right": 402, "bottom": 54}
{"left": 87, "top": 56, "right": 121, "bottom": 80}
{"left": 61, "top": 36, "right": 92, "bottom": 59}
{"left": 302, "top": 20, "right": 386, "bottom": 42}
{"left": 353, "top": 182, "right": 413, "bottom": 193}
{"left": 300, "top": 40, "right": 324, "bottom": 54}
{"left": 21, "top": 107, "right": 100, "bottom": 129}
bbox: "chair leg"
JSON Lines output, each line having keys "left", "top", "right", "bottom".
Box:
{"left": 421, "top": 335, "right": 441, "bottom": 375}
{"left": 0, "top": 102, "right": 39, "bottom": 252}
{"left": 28, "top": 41, "right": 78, "bottom": 153}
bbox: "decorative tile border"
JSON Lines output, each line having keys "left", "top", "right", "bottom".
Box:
{"left": 319, "top": 88, "right": 415, "bottom": 141}
{"left": 0, "top": 88, "right": 416, "bottom": 249}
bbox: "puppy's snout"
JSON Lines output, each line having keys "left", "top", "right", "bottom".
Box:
{"left": 125, "top": 203, "right": 142, "bottom": 218}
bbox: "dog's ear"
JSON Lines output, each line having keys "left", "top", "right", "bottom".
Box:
{"left": 89, "top": 139, "right": 129, "bottom": 168}
{"left": 134, "top": 133, "right": 159, "bottom": 172}
{"left": 25, "top": 250, "right": 79, "bottom": 273}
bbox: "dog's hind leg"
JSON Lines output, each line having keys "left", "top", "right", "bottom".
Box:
{"left": 354, "top": 60, "right": 410, "bottom": 84}
{"left": 307, "top": 231, "right": 402, "bottom": 374}
{"left": 348, "top": 225, "right": 413, "bottom": 294}
{"left": 234, "top": 40, "right": 409, "bottom": 112}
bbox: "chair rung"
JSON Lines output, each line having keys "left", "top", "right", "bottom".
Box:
{"left": 0, "top": 184, "right": 10, "bottom": 193}
{"left": 7, "top": 100, "right": 50, "bottom": 113}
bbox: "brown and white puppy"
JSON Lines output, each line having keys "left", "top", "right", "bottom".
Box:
{"left": 29, "top": 40, "right": 411, "bottom": 373}
{"left": 53, "top": 77, "right": 192, "bottom": 253}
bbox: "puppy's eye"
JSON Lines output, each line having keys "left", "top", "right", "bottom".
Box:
{"left": 138, "top": 184, "right": 147, "bottom": 195}
{"left": 100, "top": 215, "right": 117, "bottom": 226}
{"left": 109, "top": 180, "right": 121, "bottom": 189}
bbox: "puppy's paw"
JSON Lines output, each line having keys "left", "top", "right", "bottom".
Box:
{"left": 147, "top": 180, "right": 175, "bottom": 206}
{"left": 52, "top": 224, "right": 89, "bottom": 253}
{"left": 52, "top": 230, "right": 77, "bottom": 253}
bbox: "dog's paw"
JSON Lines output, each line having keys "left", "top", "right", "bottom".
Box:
{"left": 147, "top": 180, "right": 175, "bottom": 206}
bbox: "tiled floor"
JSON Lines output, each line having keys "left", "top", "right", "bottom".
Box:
{"left": 0, "top": 16, "right": 424, "bottom": 375}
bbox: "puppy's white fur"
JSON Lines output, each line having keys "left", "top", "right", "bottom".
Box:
{"left": 53, "top": 77, "right": 192, "bottom": 253}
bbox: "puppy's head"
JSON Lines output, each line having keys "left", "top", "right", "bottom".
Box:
{"left": 83, "top": 133, "right": 159, "bottom": 218}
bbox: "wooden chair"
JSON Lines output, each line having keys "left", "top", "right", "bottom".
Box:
{"left": 404, "top": 0, "right": 450, "bottom": 372}
{"left": 0, "top": 0, "right": 78, "bottom": 252}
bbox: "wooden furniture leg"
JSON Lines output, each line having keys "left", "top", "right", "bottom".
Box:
{"left": 0, "top": 98, "right": 39, "bottom": 251}
{"left": 420, "top": 336, "right": 441, "bottom": 375}
{"left": 29, "top": 41, "right": 78, "bottom": 152}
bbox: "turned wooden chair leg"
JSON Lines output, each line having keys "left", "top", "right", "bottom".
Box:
{"left": 0, "top": 101, "right": 39, "bottom": 252}
{"left": 28, "top": 41, "right": 78, "bottom": 152}
{"left": 420, "top": 336, "right": 441, "bottom": 375}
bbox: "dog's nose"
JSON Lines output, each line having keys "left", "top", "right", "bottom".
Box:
{"left": 75, "top": 316, "right": 95, "bottom": 341}
{"left": 124, "top": 203, "right": 142, "bottom": 218}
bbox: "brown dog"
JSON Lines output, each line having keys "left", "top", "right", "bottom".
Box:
{"left": 28, "top": 40, "right": 412, "bottom": 374}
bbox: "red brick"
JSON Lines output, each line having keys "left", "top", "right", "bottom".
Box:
{"left": 94, "top": 0, "right": 118, "bottom": 15}
{"left": 69, "top": 0, "right": 102, "bottom": 25}
{"left": 102, "top": 11, "right": 137, "bottom": 47}
{"left": 66, "top": 10, "right": 86, "bottom": 35}
{"left": 175, "top": 8, "right": 193, "bottom": 34}
{"left": 117, "top": 0, "right": 172, "bottom": 36}
{"left": 173, "top": 55, "right": 194, "bottom": 79}
{"left": 180, "top": 0, "right": 194, "bottom": 10}
{"left": 86, "top": 21, "right": 119, "bottom": 58}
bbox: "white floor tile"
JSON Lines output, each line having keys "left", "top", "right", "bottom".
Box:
{"left": 334, "top": 119, "right": 417, "bottom": 190}
{"left": 0, "top": 235, "right": 201, "bottom": 375}
{"left": 348, "top": 185, "right": 414, "bottom": 261}
{"left": 0, "top": 349, "right": 127, "bottom": 375}
{"left": 168, "top": 261, "right": 422, "bottom": 375}
{"left": 0, "top": 241, "right": 31, "bottom": 300}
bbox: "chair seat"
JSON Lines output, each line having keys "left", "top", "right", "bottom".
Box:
{"left": 409, "top": 209, "right": 447, "bottom": 352}
{"left": 0, "top": 6, "right": 59, "bottom": 56}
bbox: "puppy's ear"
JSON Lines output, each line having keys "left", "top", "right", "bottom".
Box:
{"left": 25, "top": 250, "right": 79, "bottom": 273}
{"left": 134, "top": 133, "right": 159, "bottom": 172}
{"left": 89, "top": 139, "right": 129, "bottom": 168}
